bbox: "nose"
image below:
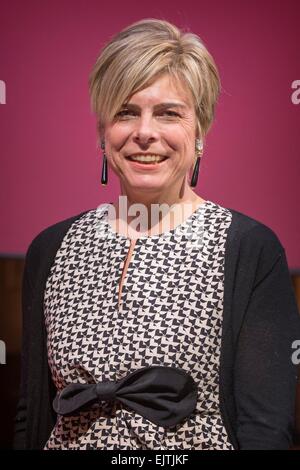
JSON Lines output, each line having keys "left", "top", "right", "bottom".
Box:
{"left": 132, "top": 113, "right": 159, "bottom": 146}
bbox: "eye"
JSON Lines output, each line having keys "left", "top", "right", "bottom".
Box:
{"left": 114, "top": 109, "right": 181, "bottom": 119}
{"left": 161, "top": 110, "right": 181, "bottom": 117}
{"left": 115, "top": 109, "right": 136, "bottom": 118}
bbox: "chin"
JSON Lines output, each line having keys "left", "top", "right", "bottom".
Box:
{"left": 126, "top": 175, "right": 168, "bottom": 187}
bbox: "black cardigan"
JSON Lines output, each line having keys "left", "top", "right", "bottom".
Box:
{"left": 13, "top": 205, "right": 300, "bottom": 450}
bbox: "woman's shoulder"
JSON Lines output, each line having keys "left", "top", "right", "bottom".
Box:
{"left": 27, "top": 202, "right": 114, "bottom": 252}
{"left": 216, "top": 204, "right": 291, "bottom": 299}
{"left": 219, "top": 204, "right": 287, "bottom": 284}
{"left": 224, "top": 204, "right": 285, "bottom": 254}
{"left": 24, "top": 208, "right": 93, "bottom": 263}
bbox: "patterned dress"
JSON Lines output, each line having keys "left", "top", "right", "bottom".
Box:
{"left": 43, "top": 199, "right": 234, "bottom": 450}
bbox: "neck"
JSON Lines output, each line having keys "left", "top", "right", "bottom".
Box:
{"left": 110, "top": 178, "right": 205, "bottom": 236}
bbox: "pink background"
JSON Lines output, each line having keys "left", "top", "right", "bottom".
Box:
{"left": 0, "top": 0, "right": 299, "bottom": 268}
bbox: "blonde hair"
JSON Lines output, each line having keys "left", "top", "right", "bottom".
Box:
{"left": 88, "top": 18, "right": 221, "bottom": 141}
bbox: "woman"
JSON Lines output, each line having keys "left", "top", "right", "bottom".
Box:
{"left": 14, "top": 18, "right": 300, "bottom": 450}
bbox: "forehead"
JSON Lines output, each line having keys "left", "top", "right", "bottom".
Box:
{"left": 126, "top": 74, "right": 194, "bottom": 108}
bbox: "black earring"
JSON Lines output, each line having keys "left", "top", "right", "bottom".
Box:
{"left": 190, "top": 139, "right": 203, "bottom": 188}
{"left": 101, "top": 141, "right": 108, "bottom": 186}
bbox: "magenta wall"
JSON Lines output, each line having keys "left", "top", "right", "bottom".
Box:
{"left": 0, "top": 0, "right": 299, "bottom": 268}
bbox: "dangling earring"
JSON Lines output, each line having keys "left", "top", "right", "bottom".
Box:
{"left": 100, "top": 140, "right": 108, "bottom": 186}
{"left": 190, "top": 138, "right": 203, "bottom": 188}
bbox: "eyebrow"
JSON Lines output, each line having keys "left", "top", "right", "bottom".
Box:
{"left": 121, "top": 102, "right": 188, "bottom": 110}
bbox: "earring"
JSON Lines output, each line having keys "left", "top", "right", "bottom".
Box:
{"left": 100, "top": 140, "right": 108, "bottom": 186}
{"left": 190, "top": 139, "right": 203, "bottom": 188}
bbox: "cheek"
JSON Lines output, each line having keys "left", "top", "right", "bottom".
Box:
{"left": 175, "top": 132, "right": 196, "bottom": 164}
{"left": 105, "top": 126, "right": 128, "bottom": 154}
{"left": 172, "top": 119, "right": 196, "bottom": 150}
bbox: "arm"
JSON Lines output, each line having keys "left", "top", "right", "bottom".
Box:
{"left": 13, "top": 239, "right": 56, "bottom": 449}
{"left": 13, "top": 210, "right": 89, "bottom": 449}
{"left": 234, "top": 247, "right": 300, "bottom": 449}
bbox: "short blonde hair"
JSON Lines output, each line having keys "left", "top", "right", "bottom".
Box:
{"left": 89, "top": 18, "right": 221, "bottom": 141}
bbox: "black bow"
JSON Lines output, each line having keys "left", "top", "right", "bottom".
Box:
{"left": 53, "top": 366, "right": 198, "bottom": 428}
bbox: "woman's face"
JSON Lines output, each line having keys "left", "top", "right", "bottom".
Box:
{"left": 103, "top": 73, "right": 199, "bottom": 199}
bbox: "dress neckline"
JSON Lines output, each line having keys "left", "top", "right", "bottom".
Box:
{"left": 98, "top": 200, "right": 214, "bottom": 241}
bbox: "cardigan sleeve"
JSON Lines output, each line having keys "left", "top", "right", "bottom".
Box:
{"left": 13, "top": 210, "right": 91, "bottom": 449}
{"left": 234, "top": 243, "right": 300, "bottom": 450}
{"left": 13, "top": 237, "right": 57, "bottom": 449}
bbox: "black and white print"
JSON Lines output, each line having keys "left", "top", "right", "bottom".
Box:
{"left": 43, "top": 200, "right": 234, "bottom": 450}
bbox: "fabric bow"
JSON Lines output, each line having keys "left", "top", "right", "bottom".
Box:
{"left": 53, "top": 366, "right": 198, "bottom": 428}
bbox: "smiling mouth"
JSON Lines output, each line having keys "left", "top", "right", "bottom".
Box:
{"left": 126, "top": 155, "right": 169, "bottom": 164}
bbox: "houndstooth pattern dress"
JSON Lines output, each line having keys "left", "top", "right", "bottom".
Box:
{"left": 43, "top": 200, "right": 234, "bottom": 450}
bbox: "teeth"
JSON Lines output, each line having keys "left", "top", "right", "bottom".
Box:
{"left": 129, "top": 155, "right": 166, "bottom": 163}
